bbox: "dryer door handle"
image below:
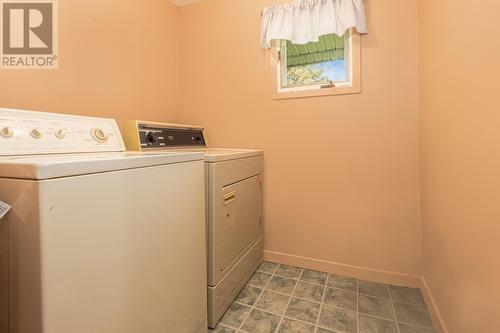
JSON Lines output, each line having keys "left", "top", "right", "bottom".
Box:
{"left": 223, "top": 192, "right": 236, "bottom": 205}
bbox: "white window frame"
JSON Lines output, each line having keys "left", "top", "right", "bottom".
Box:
{"left": 270, "top": 29, "right": 362, "bottom": 99}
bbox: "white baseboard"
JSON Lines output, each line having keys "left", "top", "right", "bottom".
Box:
{"left": 419, "top": 277, "right": 449, "bottom": 333}
{"left": 264, "top": 250, "right": 421, "bottom": 287}
{"left": 264, "top": 250, "right": 449, "bottom": 333}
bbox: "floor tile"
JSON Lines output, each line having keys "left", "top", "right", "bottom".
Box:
{"left": 358, "top": 280, "right": 390, "bottom": 298}
{"left": 316, "top": 328, "right": 335, "bottom": 333}
{"left": 318, "top": 305, "right": 357, "bottom": 333}
{"left": 323, "top": 287, "right": 357, "bottom": 311}
{"left": 220, "top": 302, "right": 252, "bottom": 328}
{"left": 275, "top": 264, "right": 302, "bottom": 279}
{"left": 212, "top": 262, "right": 436, "bottom": 333}
{"left": 254, "top": 290, "right": 290, "bottom": 315}
{"left": 393, "top": 302, "right": 433, "bottom": 328}
{"left": 389, "top": 285, "right": 425, "bottom": 306}
{"left": 247, "top": 271, "right": 272, "bottom": 288}
{"left": 358, "top": 294, "right": 394, "bottom": 320}
{"left": 300, "top": 269, "right": 328, "bottom": 285}
{"left": 293, "top": 281, "right": 325, "bottom": 302}
{"left": 258, "top": 261, "right": 279, "bottom": 274}
{"left": 267, "top": 275, "right": 297, "bottom": 295}
{"left": 399, "top": 323, "right": 436, "bottom": 333}
{"left": 235, "top": 285, "right": 263, "bottom": 306}
{"left": 240, "top": 309, "right": 281, "bottom": 333}
{"left": 359, "top": 314, "right": 398, "bottom": 333}
{"left": 284, "top": 297, "right": 320, "bottom": 324}
{"left": 208, "top": 324, "right": 238, "bottom": 333}
{"left": 327, "top": 274, "right": 357, "bottom": 292}
{"left": 276, "top": 318, "right": 316, "bottom": 333}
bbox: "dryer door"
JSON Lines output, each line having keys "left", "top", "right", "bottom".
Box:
{"left": 221, "top": 175, "right": 262, "bottom": 271}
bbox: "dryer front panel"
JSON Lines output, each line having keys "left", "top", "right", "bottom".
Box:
{"left": 221, "top": 175, "right": 262, "bottom": 271}
{"left": 207, "top": 155, "right": 263, "bottom": 286}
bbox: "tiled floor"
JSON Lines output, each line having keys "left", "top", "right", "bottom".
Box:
{"left": 209, "top": 262, "right": 435, "bottom": 333}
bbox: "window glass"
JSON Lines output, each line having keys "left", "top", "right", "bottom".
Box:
{"left": 281, "top": 33, "right": 349, "bottom": 88}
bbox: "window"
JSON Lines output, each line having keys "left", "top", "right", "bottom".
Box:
{"left": 271, "top": 30, "right": 361, "bottom": 99}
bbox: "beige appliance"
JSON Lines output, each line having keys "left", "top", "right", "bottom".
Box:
{"left": 0, "top": 109, "right": 207, "bottom": 333}
{"left": 122, "top": 120, "right": 264, "bottom": 328}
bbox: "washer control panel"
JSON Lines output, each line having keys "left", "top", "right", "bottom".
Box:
{"left": 0, "top": 108, "right": 125, "bottom": 156}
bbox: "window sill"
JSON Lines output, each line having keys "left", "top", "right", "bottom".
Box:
{"left": 271, "top": 84, "right": 361, "bottom": 100}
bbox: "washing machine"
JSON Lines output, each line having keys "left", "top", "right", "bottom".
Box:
{"left": 0, "top": 109, "right": 207, "bottom": 333}
{"left": 122, "top": 120, "right": 264, "bottom": 328}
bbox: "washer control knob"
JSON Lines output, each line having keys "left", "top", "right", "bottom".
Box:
{"left": 0, "top": 127, "right": 14, "bottom": 138}
{"left": 30, "top": 128, "right": 43, "bottom": 139}
{"left": 55, "top": 129, "right": 66, "bottom": 139}
{"left": 91, "top": 128, "right": 108, "bottom": 142}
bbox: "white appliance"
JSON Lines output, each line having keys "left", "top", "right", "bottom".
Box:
{"left": 0, "top": 109, "right": 207, "bottom": 333}
{"left": 122, "top": 121, "right": 264, "bottom": 328}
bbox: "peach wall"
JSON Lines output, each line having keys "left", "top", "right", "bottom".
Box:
{"left": 419, "top": 0, "right": 500, "bottom": 332}
{"left": 2, "top": 1, "right": 498, "bottom": 330}
{"left": 179, "top": 0, "right": 422, "bottom": 275}
{"left": 0, "top": 0, "right": 182, "bottom": 124}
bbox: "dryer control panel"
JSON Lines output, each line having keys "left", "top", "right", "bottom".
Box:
{"left": 123, "top": 120, "right": 207, "bottom": 151}
{"left": 138, "top": 126, "right": 206, "bottom": 149}
{"left": 0, "top": 108, "right": 125, "bottom": 156}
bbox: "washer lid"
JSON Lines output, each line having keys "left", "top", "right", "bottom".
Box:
{"left": 0, "top": 151, "right": 204, "bottom": 180}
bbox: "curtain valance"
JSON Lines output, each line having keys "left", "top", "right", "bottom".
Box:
{"left": 260, "top": 0, "right": 368, "bottom": 49}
